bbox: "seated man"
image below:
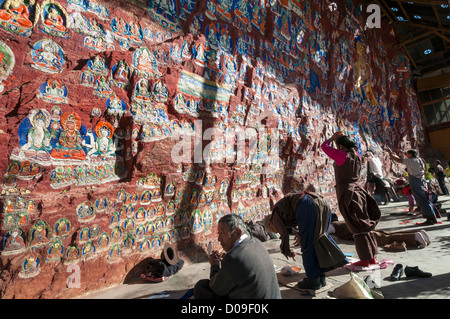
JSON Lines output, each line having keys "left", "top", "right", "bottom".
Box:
{"left": 194, "top": 214, "right": 281, "bottom": 299}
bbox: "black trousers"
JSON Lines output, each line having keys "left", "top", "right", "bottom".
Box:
{"left": 193, "top": 279, "right": 227, "bottom": 299}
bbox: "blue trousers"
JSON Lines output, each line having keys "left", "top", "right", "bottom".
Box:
{"left": 409, "top": 175, "right": 435, "bottom": 218}
{"left": 295, "top": 195, "right": 342, "bottom": 279}
{"left": 438, "top": 178, "right": 449, "bottom": 195}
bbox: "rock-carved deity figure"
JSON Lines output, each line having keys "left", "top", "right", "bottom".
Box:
{"left": 51, "top": 112, "right": 86, "bottom": 161}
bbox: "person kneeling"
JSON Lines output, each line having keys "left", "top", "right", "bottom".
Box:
{"left": 263, "top": 190, "right": 348, "bottom": 290}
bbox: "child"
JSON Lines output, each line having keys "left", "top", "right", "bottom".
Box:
{"left": 395, "top": 178, "right": 416, "bottom": 213}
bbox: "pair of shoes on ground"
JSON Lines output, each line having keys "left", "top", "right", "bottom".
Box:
{"left": 296, "top": 274, "right": 326, "bottom": 290}
{"left": 390, "top": 264, "right": 432, "bottom": 281}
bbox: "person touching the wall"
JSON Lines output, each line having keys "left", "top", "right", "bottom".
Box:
{"left": 388, "top": 148, "right": 438, "bottom": 225}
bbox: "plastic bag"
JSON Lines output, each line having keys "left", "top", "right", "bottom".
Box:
{"left": 280, "top": 265, "right": 297, "bottom": 276}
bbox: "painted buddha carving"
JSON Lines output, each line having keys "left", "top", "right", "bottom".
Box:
{"left": 114, "top": 61, "right": 127, "bottom": 82}
{"left": 31, "top": 39, "right": 64, "bottom": 73}
{"left": 133, "top": 79, "right": 152, "bottom": 102}
{"left": 86, "top": 121, "right": 116, "bottom": 157}
{"left": 89, "top": 54, "right": 107, "bottom": 74}
{"left": 21, "top": 109, "right": 52, "bottom": 157}
{"left": 3, "top": 228, "right": 26, "bottom": 255}
{"left": 134, "top": 47, "right": 158, "bottom": 78}
{"left": 43, "top": 6, "right": 66, "bottom": 32}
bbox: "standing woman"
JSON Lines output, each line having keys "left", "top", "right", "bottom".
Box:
{"left": 321, "top": 131, "right": 381, "bottom": 270}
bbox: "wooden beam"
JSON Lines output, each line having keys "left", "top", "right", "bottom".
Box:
{"left": 398, "top": 32, "right": 441, "bottom": 50}
{"left": 381, "top": 0, "right": 399, "bottom": 22}
{"left": 412, "top": 50, "right": 447, "bottom": 65}
{"left": 432, "top": 5, "right": 442, "bottom": 27}
{"left": 393, "top": 0, "right": 448, "bottom": 5}
{"left": 417, "top": 72, "right": 450, "bottom": 92}
{"left": 373, "top": 0, "right": 394, "bottom": 24}
{"left": 397, "top": 1, "right": 410, "bottom": 21}
{"left": 395, "top": 30, "right": 435, "bottom": 48}
{"left": 396, "top": 21, "right": 450, "bottom": 33}
{"left": 433, "top": 31, "right": 450, "bottom": 43}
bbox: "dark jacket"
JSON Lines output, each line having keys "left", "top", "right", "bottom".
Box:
{"left": 334, "top": 148, "right": 380, "bottom": 234}
{"left": 436, "top": 164, "right": 445, "bottom": 180}
{"left": 209, "top": 237, "right": 281, "bottom": 299}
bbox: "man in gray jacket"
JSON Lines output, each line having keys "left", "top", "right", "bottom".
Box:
{"left": 193, "top": 214, "right": 281, "bottom": 299}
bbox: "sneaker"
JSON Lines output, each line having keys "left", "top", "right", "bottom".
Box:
{"left": 297, "top": 277, "right": 322, "bottom": 290}
{"left": 390, "top": 264, "right": 403, "bottom": 281}
{"left": 404, "top": 266, "right": 432, "bottom": 278}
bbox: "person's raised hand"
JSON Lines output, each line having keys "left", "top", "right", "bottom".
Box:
{"left": 283, "top": 249, "right": 296, "bottom": 261}
{"left": 331, "top": 131, "right": 344, "bottom": 141}
{"left": 209, "top": 250, "right": 222, "bottom": 266}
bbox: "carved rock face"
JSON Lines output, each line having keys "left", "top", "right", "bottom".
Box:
{"left": 0, "top": 0, "right": 423, "bottom": 299}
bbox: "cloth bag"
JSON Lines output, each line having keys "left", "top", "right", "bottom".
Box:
{"left": 331, "top": 272, "right": 373, "bottom": 299}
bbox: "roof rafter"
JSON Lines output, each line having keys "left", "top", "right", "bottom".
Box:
{"left": 433, "top": 31, "right": 450, "bottom": 44}
{"left": 396, "top": 1, "right": 410, "bottom": 21}
{"left": 393, "top": 0, "right": 448, "bottom": 5}
{"left": 396, "top": 21, "right": 450, "bottom": 34}
{"left": 432, "top": 5, "right": 442, "bottom": 27}
{"left": 395, "top": 30, "right": 436, "bottom": 48}
{"left": 402, "top": 44, "right": 418, "bottom": 68}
